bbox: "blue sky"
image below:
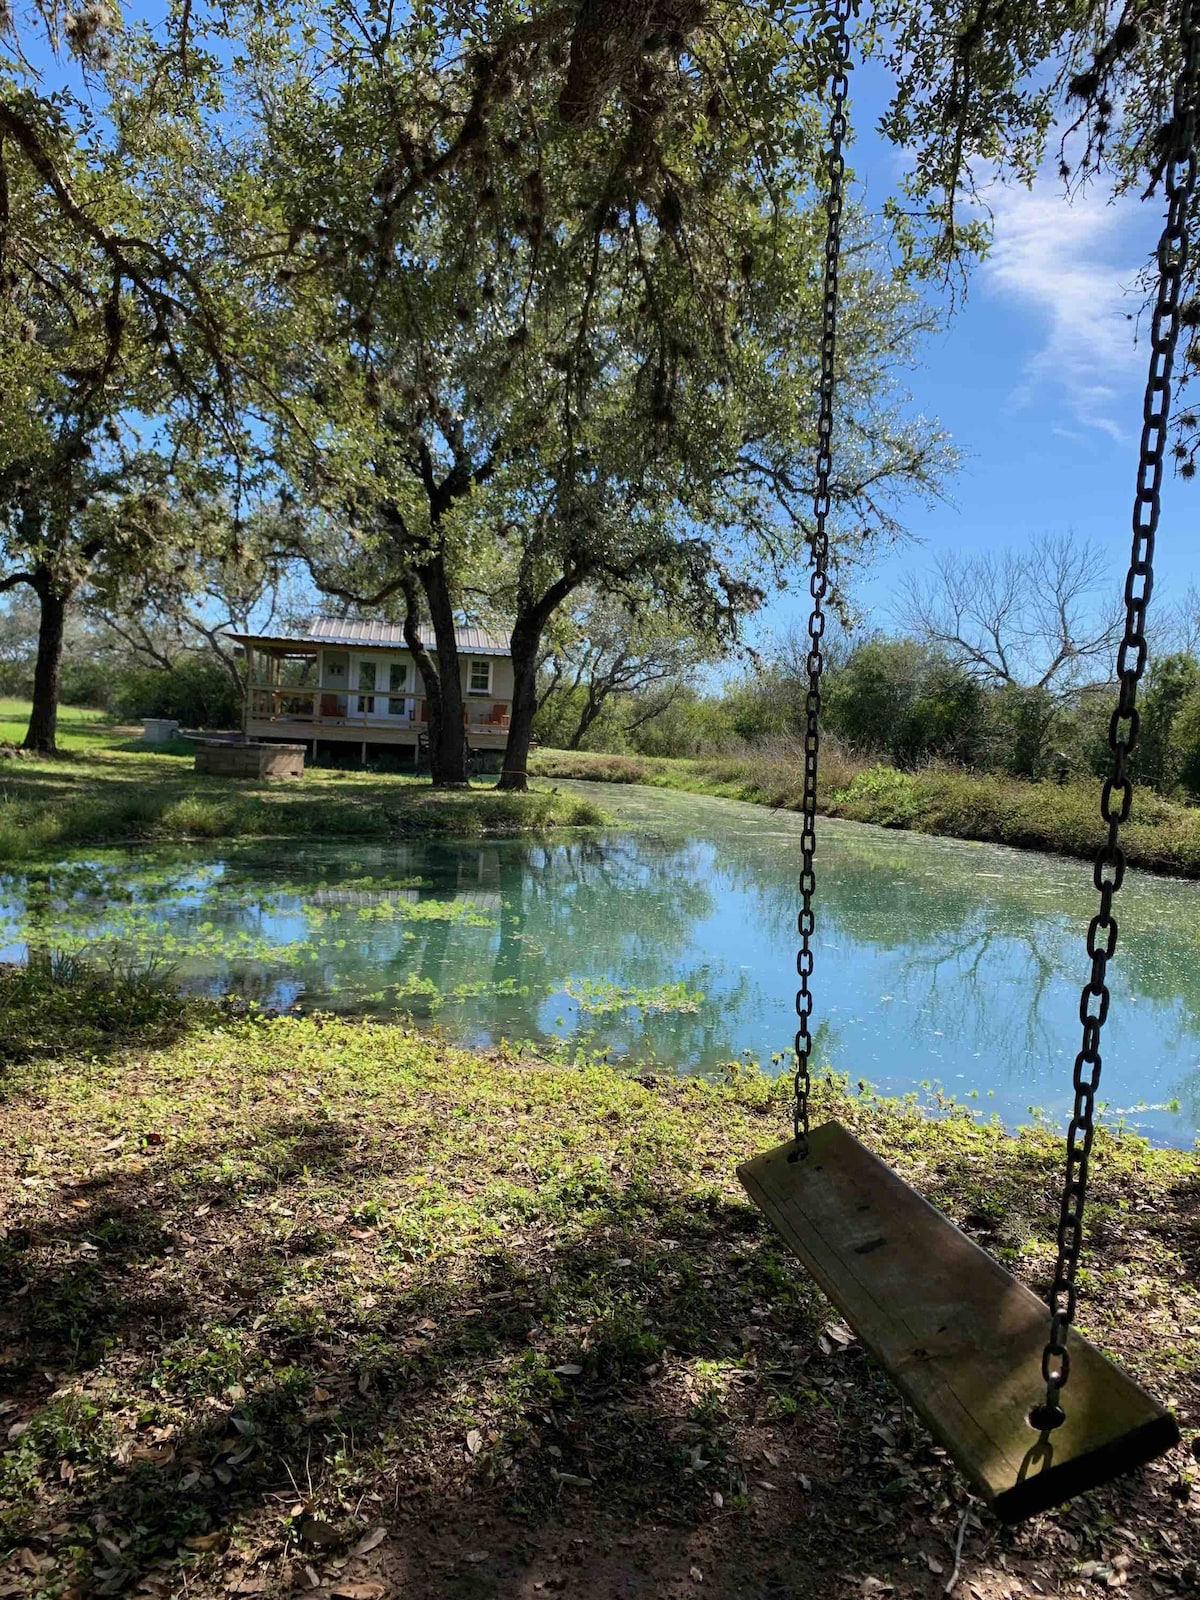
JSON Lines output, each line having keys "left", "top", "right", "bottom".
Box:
{"left": 756, "top": 54, "right": 1200, "bottom": 645}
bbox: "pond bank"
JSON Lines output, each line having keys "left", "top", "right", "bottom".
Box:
{"left": 0, "top": 997, "right": 1195, "bottom": 1599}
{"left": 530, "top": 747, "right": 1200, "bottom": 879}
{"left": 0, "top": 709, "right": 605, "bottom": 864}
{"left": 8, "top": 796, "right": 1200, "bottom": 1143}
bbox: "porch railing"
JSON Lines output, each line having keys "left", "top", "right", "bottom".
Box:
{"left": 246, "top": 684, "right": 510, "bottom": 731}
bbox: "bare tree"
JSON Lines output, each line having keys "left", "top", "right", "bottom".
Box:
{"left": 899, "top": 534, "right": 1123, "bottom": 692}
{"left": 539, "top": 593, "right": 719, "bottom": 750}
{"left": 1148, "top": 582, "right": 1200, "bottom": 660}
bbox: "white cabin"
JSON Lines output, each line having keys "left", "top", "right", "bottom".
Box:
{"left": 230, "top": 618, "right": 513, "bottom": 769}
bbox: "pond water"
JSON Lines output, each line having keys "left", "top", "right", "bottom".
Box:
{"left": 7, "top": 782, "right": 1200, "bottom": 1146}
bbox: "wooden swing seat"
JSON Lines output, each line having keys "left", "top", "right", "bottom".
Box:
{"left": 738, "top": 1122, "right": 1179, "bottom": 1522}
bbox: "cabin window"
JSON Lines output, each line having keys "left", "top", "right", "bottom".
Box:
{"left": 323, "top": 651, "right": 348, "bottom": 685}
{"left": 468, "top": 658, "right": 492, "bottom": 695}
{"left": 388, "top": 660, "right": 410, "bottom": 717}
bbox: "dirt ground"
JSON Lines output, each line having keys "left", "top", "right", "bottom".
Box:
{"left": 0, "top": 1018, "right": 1196, "bottom": 1600}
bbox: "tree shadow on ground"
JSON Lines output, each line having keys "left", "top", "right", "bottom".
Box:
{"left": 1, "top": 1107, "right": 1194, "bottom": 1600}
{"left": 0, "top": 973, "right": 202, "bottom": 1087}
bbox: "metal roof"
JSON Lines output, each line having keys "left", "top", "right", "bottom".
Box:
{"left": 228, "top": 618, "right": 510, "bottom": 656}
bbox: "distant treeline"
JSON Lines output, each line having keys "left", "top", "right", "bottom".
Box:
{"left": 535, "top": 636, "right": 1200, "bottom": 798}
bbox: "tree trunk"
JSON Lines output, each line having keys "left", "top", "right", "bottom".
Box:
{"left": 23, "top": 574, "right": 68, "bottom": 755}
{"left": 498, "top": 620, "right": 542, "bottom": 791}
{"left": 567, "top": 685, "right": 605, "bottom": 750}
{"left": 499, "top": 574, "right": 582, "bottom": 791}
{"left": 417, "top": 555, "right": 468, "bottom": 787}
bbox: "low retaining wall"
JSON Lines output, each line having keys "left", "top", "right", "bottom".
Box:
{"left": 194, "top": 741, "right": 306, "bottom": 779}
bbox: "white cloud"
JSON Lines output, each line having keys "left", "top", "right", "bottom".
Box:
{"left": 981, "top": 177, "right": 1147, "bottom": 443}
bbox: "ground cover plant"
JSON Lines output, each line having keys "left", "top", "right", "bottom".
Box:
{"left": 529, "top": 747, "right": 1200, "bottom": 880}
{"left": 0, "top": 971, "right": 1195, "bottom": 1600}
{"left": 0, "top": 705, "right": 606, "bottom": 864}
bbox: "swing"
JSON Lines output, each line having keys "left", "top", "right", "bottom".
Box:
{"left": 738, "top": 0, "right": 1192, "bottom": 1523}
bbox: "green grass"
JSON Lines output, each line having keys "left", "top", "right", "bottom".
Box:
{"left": 0, "top": 704, "right": 608, "bottom": 863}
{"left": 0, "top": 972, "right": 1195, "bottom": 1598}
{"left": 531, "top": 745, "right": 1200, "bottom": 877}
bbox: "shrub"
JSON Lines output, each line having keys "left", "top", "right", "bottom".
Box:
{"left": 824, "top": 639, "right": 986, "bottom": 768}
{"left": 1170, "top": 686, "right": 1200, "bottom": 798}
{"left": 109, "top": 658, "right": 241, "bottom": 729}
{"left": 832, "top": 764, "right": 923, "bottom": 825}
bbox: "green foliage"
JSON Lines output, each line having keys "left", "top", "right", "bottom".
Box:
{"left": 825, "top": 638, "right": 985, "bottom": 767}
{"left": 985, "top": 684, "right": 1060, "bottom": 780}
{"left": 832, "top": 765, "right": 923, "bottom": 825}
{"left": 530, "top": 745, "right": 1200, "bottom": 879}
{"left": 1170, "top": 687, "right": 1200, "bottom": 797}
{"left": 1140, "top": 653, "right": 1200, "bottom": 792}
{"left": 627, "top": 689, "right": 740, "bottom": 760}
{"left": 109, "top": 659, "right": 241, "bottom": 730}
{"left": 0, "top": 949, "right": 187, "bottom": 1071}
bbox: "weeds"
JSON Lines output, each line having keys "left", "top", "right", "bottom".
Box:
{"left": 530, "top": 745, "right": 1200, "bottom": 877}
{"left": 0, "top": 949, "right": 193, "bottom": 1071}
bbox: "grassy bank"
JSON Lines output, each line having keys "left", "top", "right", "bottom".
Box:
{"left": 531, "top": 745, "right": 1200, "bottom": 878}
{"left": 0, "top": 970, "right": 1195, "bottom": 1599}
{"left": 0, "top": 704, "right": 606, "bottom": 863}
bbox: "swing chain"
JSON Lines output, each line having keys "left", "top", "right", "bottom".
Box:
{"left": 1042, "top": 0, "right": 1200, "bottom": 1417}
{"left": 793, "top": 0, "right": 857, "bottom": 1156}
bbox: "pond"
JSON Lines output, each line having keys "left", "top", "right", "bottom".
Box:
{"left": 6, "top": 782, "right": 1200, "bottom": 1146}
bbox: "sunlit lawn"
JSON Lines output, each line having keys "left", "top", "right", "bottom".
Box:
{"left": 0, "top": 700, "right": 110, "bottom": 750}
{"left": 0, "top": 703, "right": 605, "bottom": 862}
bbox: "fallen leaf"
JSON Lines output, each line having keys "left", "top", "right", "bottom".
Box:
{"left": 332, "top": 1585, "right": 384, "bottom": 1600}
{"left": 690, "top": 1567, "right": 704, "bottom": 1583}
{"left": 464, "top": 1553, "right": 489, "bottom": 1564}
{"left": 6, "top": 1421, "right": 28, "bottom": 1442}
{"left": 131, "top": 1443, "right": 176, "bottom": 1466}
{"left": 348, "top": 1527, "right": 387, "bottom": 1558}
{"left": 466, "top": 1429, "right": 484, "bottom": 1456}
{"left": 183, "top": 1533, "right": 226, "bottom": 1553}
{"left": 554, "top": 1363, "right": 583, "bottom": 1376}
{"left": 299, "top": 1517, "right": 341, "bottom": 1549}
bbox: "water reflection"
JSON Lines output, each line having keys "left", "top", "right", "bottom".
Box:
{"left": 4, "top": 782, "right": 1199, "bottom": 1146}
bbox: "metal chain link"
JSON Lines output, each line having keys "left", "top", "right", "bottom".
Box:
{"left": 1040, "top": 0, "right": 1200, "bottom": 1422}
{"left": 793, "top": 0, "right": 857, "bottom": 1156}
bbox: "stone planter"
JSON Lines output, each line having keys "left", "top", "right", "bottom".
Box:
{"left": 194, "top": 741, "right": 305, "bottom": 779}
